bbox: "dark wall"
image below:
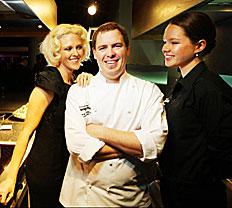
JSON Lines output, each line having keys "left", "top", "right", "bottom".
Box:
{"left": 206, "top": 17, "right": 232, "bottom": 75}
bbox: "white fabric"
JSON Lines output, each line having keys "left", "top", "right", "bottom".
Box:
{"left": 60, "top": 72, "right": 168, "bottom": 207}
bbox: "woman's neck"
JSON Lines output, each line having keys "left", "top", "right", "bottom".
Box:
{"left": 179, "top": 57, "right": 202, "bottom": 78}
{"left": 57, "top": 66, "right": 73, "bottom": 85}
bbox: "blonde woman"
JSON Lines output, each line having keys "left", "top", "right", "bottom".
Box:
{"left": 0, "top": 24, "right": 91, "bottom": 207}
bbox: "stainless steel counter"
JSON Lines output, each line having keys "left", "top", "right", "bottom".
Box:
{"left": 0, "top": 121, "right": 24, "bottom": 145}
{"left": 0, "top": 117, "right": 30, "bottom": 207}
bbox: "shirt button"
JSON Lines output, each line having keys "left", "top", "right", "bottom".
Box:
{"left": 128, "top": 111, "right": 131, "bottom": 114}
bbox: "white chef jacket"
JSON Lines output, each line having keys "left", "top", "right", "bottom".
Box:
{"left": 60, "top": 71, "right": 168, "bottom": 207}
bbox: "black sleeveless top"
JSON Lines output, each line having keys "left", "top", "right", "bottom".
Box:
{"left": 25, "top": 66, "right": 70, "bottom": 191}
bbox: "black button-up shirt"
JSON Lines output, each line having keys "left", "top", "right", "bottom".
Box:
{"left": 160, "top": 62, "right": 232, "bottom": 183}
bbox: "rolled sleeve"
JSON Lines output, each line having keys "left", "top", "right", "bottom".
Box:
{"left": 134, "top": 85, "right": 168, "bottom": 161}
{"left": 65, "top": 85, "right": 105, "bottom": 163}
{"left": 133, "top": 129, "right": 157, "bottom": 160}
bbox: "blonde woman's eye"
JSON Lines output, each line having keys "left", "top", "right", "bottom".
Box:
{"left": 64, "top": 47, "right": 72, "bottom": 51}
{"left": 77, "top": 45, "right": 83, "bottom": 50}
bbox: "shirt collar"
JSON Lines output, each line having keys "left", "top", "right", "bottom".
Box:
{"left": 94, "top": 71, "right": 129, "bottom": 84}
{"left": 178, "top": 61, "right": 207, "bottom": 90}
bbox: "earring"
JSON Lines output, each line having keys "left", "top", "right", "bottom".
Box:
{"left": 195, "top": 53, "right": 199, "bottom": 57}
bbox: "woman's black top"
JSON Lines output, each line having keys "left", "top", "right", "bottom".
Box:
{"left": 25, "top": 66, "right": 70, "bottom": 192}
{"left": 160, "top": 61, "right": 232, "bottom": 184}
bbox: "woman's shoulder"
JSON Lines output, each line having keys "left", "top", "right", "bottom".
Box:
{"left": 38, "top": 66, "right": 61, "bottom": 79}
{"left": 194, "top": 69, "right": 232, "bottom": 98}
{"left": 35, "top": 66, "right": 66, "bottom": 96}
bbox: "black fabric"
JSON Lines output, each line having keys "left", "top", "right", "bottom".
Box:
{"left": 160, "top": 178, "right": 227, "bottom": 208}
{"left": 27, "top": 182, "right": 64, "bottom": 208}
{"left": 159, "top": 62, "right": 231, "bottom": 207}
{"left": 35, "top": 66, "right": 65, "bottom": 97}
{"left": 25, "top": 66, "right": 70, "bottom": 207}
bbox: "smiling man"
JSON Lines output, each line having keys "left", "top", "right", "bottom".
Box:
{"left": 60, "top": 22, "right": 168, "bottom": 207}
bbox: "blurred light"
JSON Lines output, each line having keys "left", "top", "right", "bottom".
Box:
{"left": 88, "top": 4, "right": 97, "bottom": 15}
{"left": 1, "top": 0, "right": 15, "bottom": 11}
{"left": 5, "top": 0, "right": 25, "bottom": 4}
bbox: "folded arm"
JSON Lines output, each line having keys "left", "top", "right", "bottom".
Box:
{"left": 87, "top": 124, "right": 143, "bottom": 158}
{"left": 93, "top": 145, "right": 124, "bottom": 161}
{"left": 65, "top": 83, "right": 168, "bottom": 163}
{"left": 87, "top": 84, "right": 168, "bottom": 161}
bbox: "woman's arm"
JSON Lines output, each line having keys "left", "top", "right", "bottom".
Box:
{"left": 0, "top": 87, "right": 54, "bottom": 205}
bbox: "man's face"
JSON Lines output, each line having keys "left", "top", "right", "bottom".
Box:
{"left": 93, "top": 29, "right": 130, "bottom": 83}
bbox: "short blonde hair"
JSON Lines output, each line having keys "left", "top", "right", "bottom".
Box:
{"left": 40, "top": 24, "right": 90, "bottom": 67}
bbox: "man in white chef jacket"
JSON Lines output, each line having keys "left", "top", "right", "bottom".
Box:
{"left": 60, "top": 22, "right": 168, "bottom": 207}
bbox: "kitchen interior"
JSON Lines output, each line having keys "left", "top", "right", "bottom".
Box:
{"left": 0, "top": 0, "right": 232, "bottom": 207}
